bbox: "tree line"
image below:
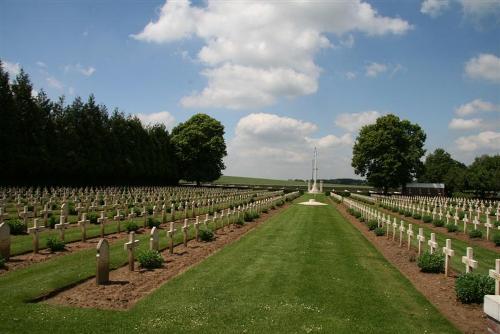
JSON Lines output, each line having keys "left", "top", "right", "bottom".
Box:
{"left": 351, "top": 114, "right": 499, "bottom": 197}
{"left": 0, "top": 60, "right": 226, "bottom": 186}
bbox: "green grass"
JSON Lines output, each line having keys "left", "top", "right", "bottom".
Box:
{"left": 212, "top": 175, "right": 372, "bottom": 190}
{"left": 0, "top": 194, "right": 457, "bottom": 333}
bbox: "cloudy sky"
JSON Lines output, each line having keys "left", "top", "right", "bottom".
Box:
{"left": 1, "top": 0, "right": 499, "bottom": 179}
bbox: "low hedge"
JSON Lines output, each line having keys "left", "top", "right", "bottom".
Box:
{"left": 137, "top": 249, "right": 163, "bottom": 269}
{"left": 455, "top": 273, "right": 494, "bottom": 304}
{"left": 417, "top": 251, "right": 444, "bottom": 273}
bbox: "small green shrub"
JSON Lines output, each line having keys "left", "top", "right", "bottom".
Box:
{"left": 494, "top": 220, "right": 500, "bottom": 228}
{"left": 367, "top": 220, "right": 378, "bottom": 230}
{"left": 412, "top": 213, "right": 421, "bottom": 220}
{"left": 147, "top": 218, "right": 161, "bottom": 228}
{"left": 432, "top": 219, "right": 445, "bottom": 227}
{"left": 68, "top": 204, "right": 77, "bottom": 215}
{"left": 347, "top": 208, "right": 355, "bottom": 215}
{"left": 125, "top": 221, "right": 139, "bottom": 232}
{"left": 262, "top": 208, "right": 268, "bottom": 214}
{"left": 276, "top": 200, "right": 285, "bottom": 207}
{"left": 0, "top": 256, "right": 5, "bottom": 268}
{"left": 244, "top": 212, "right": 254, "bottom": 222}
{"left": 235, "top": 217, "right": 245, "bottom": 226}
{"left": 458, "top": 212, "right": 465, "bottom": 220}
{"left": 404, "top": 211, "right": 412, "bottom": 217}
{"left": 146, "top": 207, "right": 154, "bottom": 215}
{"left": 374, "top": 227, "right": 385, "bottom": 236}
{"left": 359, "top": 217, "right": 366, "bottom": 223}
{"left": 137, "top": 250, "right": 163, "bottom": 269}
{"left": 46, "top": 236, "right": 65, "bottom": 252}
{"left": 493, "top": 233, "right": 500, "bottom": 246}
{"left": 468, "top": 229, "right": 482, "bottom": 239}
{"left": 87, "top": 213, "right": 98, "bottom": 224}
{"left": 199, "top": 228, "right": 215, "bottom": 242}
{"left": 455, "top": 273, "right": 494, "bottom": 304}
{"left": 446, "top": 223, "right": 458, "bottom": 232}
{"left": 134, "top": 208, "right": 142, "bottom": 216}
{"left": 417, "top": 251, "right": 444, "bottom": 273}
{"left": 422, "top": 215, "right": 432, "bottom": 223}
{"left": 7, "top": 219, "right": 26, "bottom": 235}
{"left": 47, "top": 216, "right": 57, "bottom": 229}
{"left": 353, "top": 211, "right": 362, "bottom": 219}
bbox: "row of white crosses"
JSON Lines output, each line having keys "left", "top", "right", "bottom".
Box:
{"left": 95, "top": 191, "right": 300, "bottom": 285}
{"left": 1, "top": 186, "right": 277, "bottom": 227}
{"left": 344, "top": 197, "right": 484, "bottom": 277}
{"left": 374, "top": 195, "right": 500, "bottom": 242}
{"left": 1, "top": 187, "right": 291, "bottom": 256}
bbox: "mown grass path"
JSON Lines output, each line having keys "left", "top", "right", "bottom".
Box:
{"left": 0, "top": 195, "right": 457, "bottom": 333}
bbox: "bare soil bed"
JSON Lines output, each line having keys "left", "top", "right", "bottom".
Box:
{"left": 0, "top": 231, "right": 131, "bottom": 275}
{"left": 44, "top": 205, "right": 289, "bottom": 310}
{"left": 333, "top": 200, "right": 486, "bottom": 334}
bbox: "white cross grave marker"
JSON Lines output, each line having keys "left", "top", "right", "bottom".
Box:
{"left": 124, "top": 231, "right": 139, "bottom": 271}
{"left": 462, "top": 247, "right": 478, "bottom": 273}
{"left": 442, "top": 239, "right": 454, "bottom": 277}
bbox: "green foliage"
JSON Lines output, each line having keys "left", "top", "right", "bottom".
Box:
{"left": 467, "top": 155, "right": 500, "bottom": 196}
{"left": 417, "top": 251, "right": 444, "bottom": 273}
{"left": 0, "top": 256, "right": 5, "bottom": 268}
{"left": 125, "top": 221, "right": 139, "bottom": 232}
{"left": 403, "top": 211, "right": 412, "bottom": 217}
{"left": 419, "top": 148, "right": 467, "bottom": 194}
{"left": 199, "top": 228, "right": 215, "bottom": 242}
{"left": 235, "top": 217, "right": 245, "bottom": 226}
{"left": 276, "top": 200, "right": 285, "bottom": 207}
{"left": 367, "top": 220, "right": 378, "bottom": 231}
{"left": 262, "top": 208, "right": 268, "bottom": 214}
{"left": 494, "top": 220, "right": 500, "bottom": 228}
{"left": 458, "top": 211, "right": 465, "bottom": 220}
{"left": 359, "top": 217, "right": 366, "bottom": 223}
{"left": 137, "top": 250, "right": 163, "bottom": 269}
{"left": 147, "top": 218, "right": 161, "bottom": 228}
{"left": 468, "top": 229, "right": 482, "bottom": 239}
{"left": 455, "top": 273, "right": 494, "bottom": 304}
{"left": 7, "top": 219, "right": 26, "bottom": 235}
{"left": 171, "top": 114, "right": 227, "bottom": 184}
{"left": 412, "top": 213, "right": 422, "bottom": 220}
{"left": 446, "top": 223, "right": 458, "bottom": 232}
{"left": 422, "top": 215, "right": 432, "bottom": 223}
{"left": 46, "top": 236, "right": 65, "bottom": 252}
{"left": 374, "top": 227, "right": 385, "bottom": 236}
{"left": 87, "top": 213, "right": 98, "bottom": 224}
{"left": 243, "top": 212, "right": 260, "bottom": 222}
{"left": 492, "top": 233, "right": 500, "bottom": 246}
{"left": 47, "top": 216, "right": 57, "bottom": 229}
{"left": 351, "top": 114, "right": 426, "bottom": 193}
{"left": 432, "top": 219, "right": 444, "bottom": 227}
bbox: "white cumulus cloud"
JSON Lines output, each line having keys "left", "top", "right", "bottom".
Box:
{"left": 421, "top": 0, "right": 450, "bottom": 17}
{"left": 135, "top": 111, "right": 176, "bottom": 130}
{"left": 335, "top": 111, "right": 381, "bottom": 132}
{"left": 455, "top": 131, "right": 500, "bottom": 151}
{"left": 448, "top": 118, "right": 482, "bottom": 130}
{"left": 3, "top": 60, "right": 21, "bottom": 78}
{"left": 64, "top": 63, "right": 96, "bottom": 77}
{"left": 365, "top": 62, "right": 388, "bottom": 77}
{"left": 133, "top": 0, "right": 411, "bottom": 109}
{"left": 46, "top": 77, "right": 64, "bottom": 91}
{"left": 455, "top": 99, "right": 500, "bottom": 116}
{"left": 465, "top": 53, "right": 500, "bottom": 83}
{"left": 225, "top": 113, "right": 354, "bottom": 178}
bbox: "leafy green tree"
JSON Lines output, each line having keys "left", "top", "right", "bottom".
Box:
{"left": 467, "top": 155, "right": 500, "bottom": 197}
{"left": 419, "top": 148, "right": 467, "bottom": 194}
{"left": 171, "top": 114, "right": 227, "bottom": 185}
{"left": 351, "top": 114, "right": 426, "bottom": 194}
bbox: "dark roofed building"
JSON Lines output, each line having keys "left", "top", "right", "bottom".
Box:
{"left": 404, "top": 183, "right": 445, "bottom": 196}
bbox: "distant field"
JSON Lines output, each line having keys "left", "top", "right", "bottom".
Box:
{"left": 213, "top": 175, "right": 372, "bottom": 190}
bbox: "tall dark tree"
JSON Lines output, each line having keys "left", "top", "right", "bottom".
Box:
{"left": 0, "top": 60, "right": 184, "bottom": 186}
{"left": 171, "top": 114, "right": 227, "bottom": 185}
{"left": 351, "top": 114, "right": 426, "bottom": 193}
{"left": 467, "top": 155, "right": 500, "bottom": 197}
{"left": 418, "top": 148, "right": 467, "bottom": 194}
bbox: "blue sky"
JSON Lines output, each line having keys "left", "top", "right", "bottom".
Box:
{"left": 1, "top": 0, "right": 499, "bottom": 179}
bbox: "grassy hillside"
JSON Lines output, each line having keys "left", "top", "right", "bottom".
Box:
{"left": 213, "top": 175, "right": 372, "bottom": 190}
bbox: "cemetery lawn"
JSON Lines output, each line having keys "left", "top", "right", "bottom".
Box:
{"left": 0, "top": 195, "right": 458, "bottom": 333}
